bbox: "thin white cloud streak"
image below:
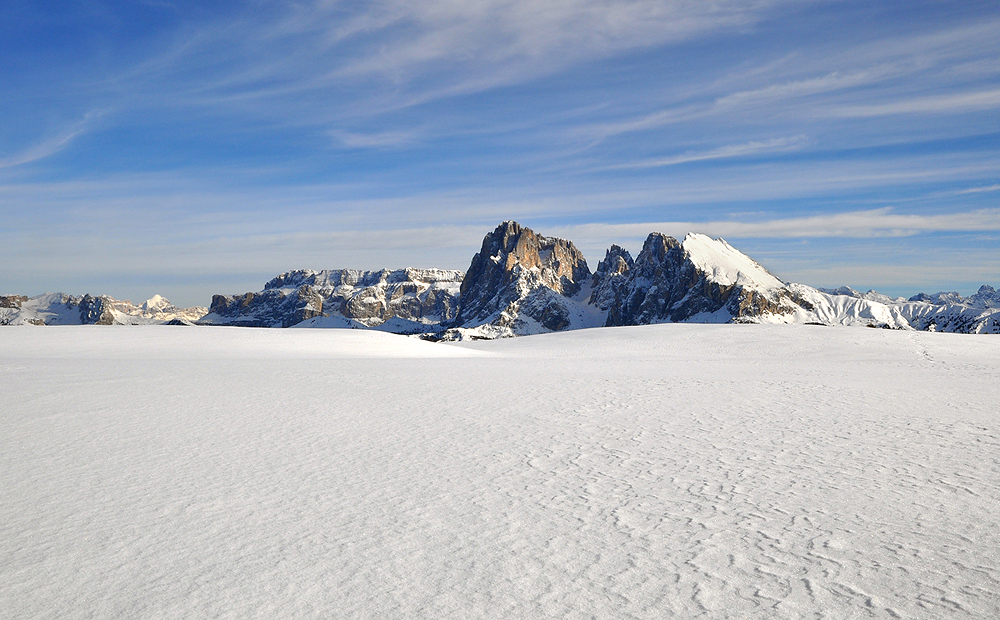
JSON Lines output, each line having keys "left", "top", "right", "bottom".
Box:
{"left": 2, "top": 149, "right": 998, "bottom": 235}
{"left": 930, "top": 184, "right": 1000, "bottom": 198}
{"left": 320, "top": 0, "right": 794, "bottom": 81}
{"left": 956, "top": 184, "right": 1000, "bottom": 195}
{"left": 604, "top": 135, "right": 808, "bottom": 169}
{"left": 331, "top": 129, "right": 422, "bottom": 148}
{"left": 580, "top": 70, "right": 890, "bottom": 143}
{"left": 0, "top": 113, "right": 99, "bottom": 169}
{"left": 120, "top": 0, "right": 813, "bottom": 120}
{"left": 579, "top": 20, "right": 1000, "bottom": 143}
{"left": 553, "top": 208, "right": 1000, "bottom": 245}
{"left": 829, "top": 88, "right": 1000, "bottom": 117}
{"left": 712, "top": 68, "right": 893, "bottom": 109}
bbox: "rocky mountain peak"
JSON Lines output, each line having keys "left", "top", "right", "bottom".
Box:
{"left": 970, "top": 285, "right": 1000, "bottom": 308}
{"left": 78, "top": 294, "right": 116, "bottom": 325}
{"left": 142, "top": 294, "right": 170, "bottom": 312}
{"left": 604, "top": 231, "right": 808, "bottom": 326}
{"left": 910, "top": 285, "right": 1000, "bottom": 308}
{"left": 452, "top": 221, "right": 591, "bottom": 333}
{"left": 595, "top": 245, "right": 634, "bottom": 277}
{"left": 637, "top": 233, "right": 682, "bottom": 266}
{"left": 459, "top": 221, "right": 590, "bottom": 298}
{"left": 589, "top": 245, "right": 634, "bottom": 310}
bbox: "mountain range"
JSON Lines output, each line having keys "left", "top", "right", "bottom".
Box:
{"left": 4, "top": 221, "right": 998, "bottom": 335}
{"left": 0, "top": 293, "right": 206, "bottom": 326}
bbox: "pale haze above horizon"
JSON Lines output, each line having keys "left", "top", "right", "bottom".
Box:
{"left": 1, "top": 1, "right": 998, "bottom": 308}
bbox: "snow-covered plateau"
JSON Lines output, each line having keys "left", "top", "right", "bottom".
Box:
{"left": 2, "top": 325, "right": 998, "bottom": 619}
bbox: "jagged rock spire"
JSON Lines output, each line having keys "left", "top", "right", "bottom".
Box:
{"left": 454, "top": 221, "right": 590, "bottom": 330}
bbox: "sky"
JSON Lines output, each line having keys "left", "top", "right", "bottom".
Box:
{"left": 1, "top": 0, "right": 998, "bottom": 307}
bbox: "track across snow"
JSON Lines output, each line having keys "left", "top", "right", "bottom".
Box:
{"left": 2, "top": 325, "right": 999, "bottom": 619}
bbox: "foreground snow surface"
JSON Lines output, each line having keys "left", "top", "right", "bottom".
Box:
{"left": 2, "top": 326, "right": 999, "bottom": 619}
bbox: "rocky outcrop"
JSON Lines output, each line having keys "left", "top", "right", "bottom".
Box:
{"left": 0, "top": 295, "right": 28, "bottom": 309}
{"left": 0, "top": 295, "right": 43, "bottom": 324}
{"left": 208, "top": 288, "right": 323, "bottom": 328}
{"left": 448, "top": 221, "right": 592, "bottom": 337}
{"left": 589, "top": 245, "right": 633, "bottom": 310}
{"left": 77, "top": 294, "right": 116, "bottom": 325}
{"left": 602, "top": 233, "right": 810, "bottom": 326}
{"left": 204, "top": 268, "right": 463, "bottom": 330}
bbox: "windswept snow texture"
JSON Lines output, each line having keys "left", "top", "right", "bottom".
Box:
{"left": 2, "top": 325, "right": 999, "bottom": 619}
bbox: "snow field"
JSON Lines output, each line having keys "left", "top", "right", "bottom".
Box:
{"left": 2, "top": 325, "right": 999, "bottom": 619}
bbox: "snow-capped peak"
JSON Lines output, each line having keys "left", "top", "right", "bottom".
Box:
{"left": 681, "top": 233, "right": 785, "bottom": 290}
{"left": 142, "top": 294, "right": 171, "bottom": 312}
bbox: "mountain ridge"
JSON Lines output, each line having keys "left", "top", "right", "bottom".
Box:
{"left": 0, "top": 294, "right": 207, "bottom": 326}
{"left": 4, "top": 221, "right": 998, "bottom": 335}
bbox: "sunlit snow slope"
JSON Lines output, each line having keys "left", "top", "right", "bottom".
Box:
{"left": 2, "top": 326, "right": 999, "bottom": 619}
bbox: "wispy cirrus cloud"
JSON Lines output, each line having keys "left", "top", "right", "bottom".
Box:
{"left": 331, "top": 129, "right": 422, "bottom": 149}
{"left": 578, "top": 19, "right": 1000, "bottom": 143}
{"left": 0, "top": 112, "right": 101, "bottom": 169}
{"left": 304, "top": 0, "right": 801, "bottom": 84}
{"left": 4, "top": 2, "right": 999, "bottom": 303}
{"left": 954, "top": 184, "right": 1000, "bottom": 195}
{"left": 554, "top": 207, "right": 1000, "bottom": 245}
{"left": 124, "top": 0, "right": 814, "bottom": 120}
{"left": 829, "top": 88, "right": 1000, "bottom": 117}
{"left": 604, "top": 135, "right": 808, "bottom": 169}
{"left": 931, "top": 184, "right": 1000, "bottom": 198}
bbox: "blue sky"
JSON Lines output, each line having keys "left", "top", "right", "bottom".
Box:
{"left": 1, "top": 0, "right": 998, "bottom": 307}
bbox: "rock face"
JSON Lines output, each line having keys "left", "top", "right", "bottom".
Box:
{"left": 0, "top": 295, "right": 28, "bottom": 309}
{"left": 203, "top": 268, "right": 463, "bottom": 330}
{"left": 448, "top": 221, "right": 593, "bottom": 337}
{"left": 603, "top": 233, "right": 810, "bottom": 326}
{"left": 589, "top": 245, "right": 634, "bottom": 310}
{"left": 78, "top": 294, "right": 116, "bottom": 325}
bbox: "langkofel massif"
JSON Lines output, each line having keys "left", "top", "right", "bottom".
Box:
{"left": 200, "top": 221, "right": 999, "bottom": 337}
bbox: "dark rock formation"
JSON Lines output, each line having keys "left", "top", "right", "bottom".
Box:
{"left": 77, "top": 294, "right": 116, "bottom": 325}
{"left": 589, "top": 245, "right": 633, "bottom": 310}
{"left": 206, "top": 268, "right": 463, "bottom": 328}
{"left": 209, "top": 288, "right": 322, "bottom": 328}
{"left": 453, "top": 221, "right": 590, "bottom": 331}
{"left": 604, "top": 233, "right": 809, "bottom": 326}
{"left": 0, "top": 295, "right": 27, "bottom": 309}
